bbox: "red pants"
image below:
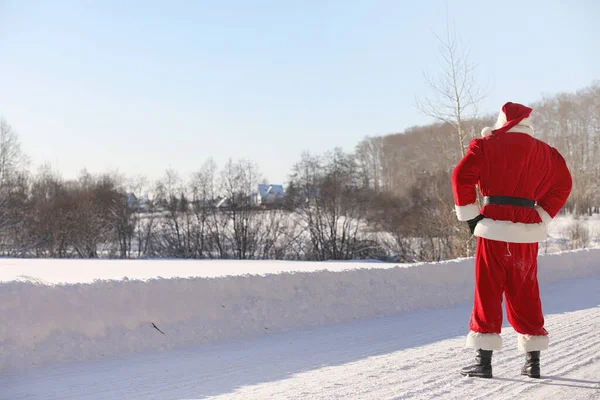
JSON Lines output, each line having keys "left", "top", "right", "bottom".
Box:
{"left": 469, "top": 237, "right": 547, "bottom": 337}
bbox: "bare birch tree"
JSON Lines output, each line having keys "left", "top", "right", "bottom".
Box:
{"left": 0, "top": 119, "right": 29, "bottom": 253}
{"left": 415, "top": 19, "right": 486, "bottom": 157}
{"left": 127, "top": 175, "right": 158, "bottom": 258}
{"left": 0, "top": 119, "right": 26, "bottom": 185}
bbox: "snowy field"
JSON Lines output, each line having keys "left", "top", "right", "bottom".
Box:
{"left": 543, "top": 213, "right": 600, "bottom": 253}
{"left": 1, "top": 247, "right": 600, "bottom": 399}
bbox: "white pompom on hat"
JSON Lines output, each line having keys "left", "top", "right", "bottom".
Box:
{"left": 481, "top": 126, "right": 494, "bottom": 137}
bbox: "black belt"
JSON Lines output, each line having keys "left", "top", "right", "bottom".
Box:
{"left": 483, "top": 196, "right": 536, "bottom": 208}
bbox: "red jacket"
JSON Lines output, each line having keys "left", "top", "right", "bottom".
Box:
{"left": 452, "top": 127, "right": 572, "bottom": 243}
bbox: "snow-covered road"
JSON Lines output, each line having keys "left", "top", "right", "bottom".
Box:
{"left": 2, "top": 277, "right": 599, "bottom": 400}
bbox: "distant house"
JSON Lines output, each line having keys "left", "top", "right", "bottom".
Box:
{"left": 215, "top": 197, "right": 230, "bottom": 209}
{"left": 252, "top": 184, "right": 285, "bottom": 206}
{"left": 125, "top": 193, "right": 138, "bottom": 208}
{"left": 125, "top": 192, "right": 151, "bottom": 212}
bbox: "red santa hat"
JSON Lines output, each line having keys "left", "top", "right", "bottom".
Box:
{"left": 481, "top": 102, "right": 534, "bottom": 137}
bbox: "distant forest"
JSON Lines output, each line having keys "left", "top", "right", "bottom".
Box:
{"left": 0, "top": 83, "right": 598, "bottom": 261}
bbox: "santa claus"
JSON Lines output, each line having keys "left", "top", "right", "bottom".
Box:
{"left": 452, "top": 102, "right": 572, "bottom": 379}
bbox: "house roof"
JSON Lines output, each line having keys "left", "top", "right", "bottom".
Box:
{"left": 257, "top": 184, "right": 284, "bottom": 197}
{"left": 215, "top": 198, "right": 229, "bottom": 208}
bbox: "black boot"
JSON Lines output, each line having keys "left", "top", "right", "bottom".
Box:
{"left": 461, "top": 349, "right": 493, "bottom": 378}
{"left": 521, "top": 351, "right": 541, "bottom": 378}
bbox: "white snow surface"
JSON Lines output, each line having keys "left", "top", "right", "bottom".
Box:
{"left": 0, "top": 258, "right": 389, "bottom": 284}
{"left": 2, "top": 249, "right": 600, "bottom": 375}
{"left": 2, "top": 276, "right": 599, "bottom": 399}
{"left": 543, "top": 213, "right": 600, "bottom": 253}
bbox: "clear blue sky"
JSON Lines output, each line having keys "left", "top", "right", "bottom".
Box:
{"left": 1, "top": 0, "right": 599, "bottom": 185}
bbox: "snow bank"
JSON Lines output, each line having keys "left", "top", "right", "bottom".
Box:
{"left": 0, "top": 258, "right": 393, "bottom": 284}
{"left": 2, "top": 249, "right": 600, "bottom": 372}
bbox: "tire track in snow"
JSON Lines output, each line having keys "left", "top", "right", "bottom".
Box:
{"left": 403, "top": 306, "right": 600, "bottom": 400}
{"left": 203, "top": 307, "right": 600, "bottom": 400}
{"left": 475, "top": 307, "right": 600, "bottom": 400}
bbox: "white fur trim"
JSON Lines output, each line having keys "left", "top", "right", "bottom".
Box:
{"left": 495, "top": 111, "right": 507, "bottom": 128}
{"left": 466, "top": 331, "right": 502, "bottom": 351}
{"left": 495, "top": 111, "right": 532, "bottom": 127}
{"left": 518, "top": 117, "right": 532, "bottom": 127}
{"left": 518, "top": 334, "right": 549, "bottom": 352}
{"left": 481, "top": 127, "right": 494, "bottom": 137}
{"left": 506, "top": 124, "right": 534, "bottom": 136}
{"left": 455, "top": 203, "right": 480, "bottom": 221}
{"left": 535, "top": 205, "right": 552, "bottom": 225}
{"left": 495, "top": 113, "right": 534, "bottom": 135}
{"left": 473, "top": 207, "right": 551, "bottom": 243}
{"left": 474, "top": 218, "right": 548, "bottom": 243}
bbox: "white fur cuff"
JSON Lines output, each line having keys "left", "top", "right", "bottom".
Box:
{"left": 518, "top": 334, "right": 549, "bottom": 352}
{"left": 535, "top": 205, "right": 553, "bottom": 225}
{"left": 455, "top": 203, "right": 480, "bottom": 222}
{"left": 465, "top": 331, "right": 502, "bottom": 351}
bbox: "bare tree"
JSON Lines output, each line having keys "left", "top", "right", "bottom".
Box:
{"left": 0, "top": 120, "right": 30, "bottom": 254}
{"left": 126, "top": 175, "right": 158, "bottom": 258}
{"left": 219, "top": 159, "right": 263, "bottom": 259}
{"left": 28, "top": 165, "right": 70, "bottom": 257}
{"left": 355, "top": 136, "right": 384, "bottom": 191}
{"left": 0, "top": 119, "right": 26, "bottom": 186}
{"left": 534, "top": 83, "right": 600, "bottom": 216}
{"left": 415, "top": 17, "right": 486, "bottom": 157}
{"left": 69, "top": 172, "right": 120, "bottom": 258}
{"left": 109, "top": 189, "right": 136, "bottom": 259}
{"left": 153, "top": 169, "right": 193, "bottom": 258}
{"left": 189, "top": 159, "right": 218, "bottom": 258}
{"left": 566, "top": 217, "right": 590, "bottom": 250}
{"left": 290, "top": 149, "right": 378, "bottom": 260}
{"left": 412, "top": 18, "right": 487, "bottom": 258}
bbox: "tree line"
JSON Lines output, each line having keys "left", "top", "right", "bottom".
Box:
{"left": 0, "top": 82, "right": 598, "bottom": 261}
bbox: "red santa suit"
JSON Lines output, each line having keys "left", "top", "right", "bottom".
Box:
{"left": 452, "top": 102, "right": 572, "bottom": 353}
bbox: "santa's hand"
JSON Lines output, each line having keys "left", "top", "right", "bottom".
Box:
{"left": 467, "top": 214, "right": 485, "bottom": 234}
